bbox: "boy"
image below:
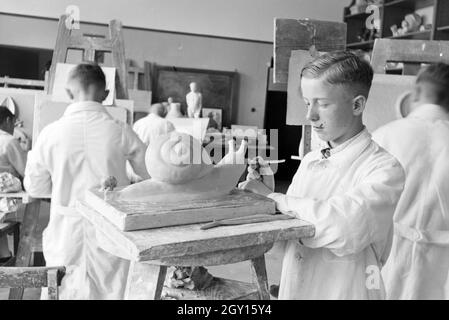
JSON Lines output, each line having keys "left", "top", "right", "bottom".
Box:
{"left": 133, "top": 103, "right": 175, "bottom": 146}
{"left": 240, "top": 51, "right": 405, "bottom": 299}
{"left": 24, "top": 63, "right": 149, "bottom": 299}
{"left": 373, "top": 63, "right": 449, "bottom": 299}
{"left": 0, "top": 106, "right": 27, "bottom": 262}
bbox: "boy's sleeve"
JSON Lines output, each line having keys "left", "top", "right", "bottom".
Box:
{"left": 122, "top": 124, "right": 150, "bottom": 180}
{"left": 23, "top": 133, "right": 52, "bottom": 197}
{"left": 268, "top": 158, "right": 405, "bottom": 257}
{"left": 6, "top": 139, "right": 27, "bottom": 178}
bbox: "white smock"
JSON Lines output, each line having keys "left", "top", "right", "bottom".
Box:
{"left": 373, "top": 104, "right": 449, "bottom": 300}
{"left": 24, "top": 101, "right": 148, "bottom": 299}
{"left": 268, "top": 128, "right": 405, "bottom": 299}
{"left": 132, "top": 113, "right": 175, "bottom": 146}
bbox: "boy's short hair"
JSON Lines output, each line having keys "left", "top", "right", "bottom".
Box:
{"left": 0, "top": 106, "right": 14, "bottom": 125}
{"left": 300, "top": 51, "right": 374, "bottom": 97}
{"left": 416, "top": 62, "right": 449, "bottom": 111}
{"left": 68, "top": 63, "right": 106, "bottom": 91}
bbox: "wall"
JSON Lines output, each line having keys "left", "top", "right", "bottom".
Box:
{"left": 1, "top": 0, "right": 349, "bottom": 42}
{"left": 0, "top": 13, "right": 274, "bottom": 126}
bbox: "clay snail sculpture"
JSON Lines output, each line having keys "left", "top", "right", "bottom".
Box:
{"left": 117, "top": 131, "right": 248, "bottom": 202}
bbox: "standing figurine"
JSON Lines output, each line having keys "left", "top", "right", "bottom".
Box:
{"left": 186, "top": 82, "right": 202, "bottom": 118}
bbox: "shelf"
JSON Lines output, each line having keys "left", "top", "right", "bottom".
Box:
{"left": 387, "top": 30, "right": 431, "bottom": 40}
{"left": 383, "top": 0, "right": 434, "bottom": 10}
{"left": 346, "top": 40, "right": 375, "bottom": 50}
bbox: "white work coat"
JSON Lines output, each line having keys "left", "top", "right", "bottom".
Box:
{"left": 132, "top": 113, "right": 175, "bottom": 146}
{"left": 268, "top": 129, "right": 405, "bottom": 299}
{"left": 373, "top": 104, "right": 449, "bottom": 300}
{"left": 24, "top": 101, "right": 148, "bottom": 300}
{"left": 0, "top": 129, "right": 27, "bottom": 178}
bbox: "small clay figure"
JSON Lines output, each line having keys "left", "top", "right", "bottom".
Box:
{"left": 186, "top": 82, "right": 202, "bottom": 118}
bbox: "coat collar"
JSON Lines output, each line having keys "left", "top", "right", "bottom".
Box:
{"left": 308, "top": 127, "right": 372, "bottom": 168}
{"left": 408, "top": 103, "right": 449, "bottom": 122}
{"left": 64, "top": 101, "right": 108, "bottom": 116}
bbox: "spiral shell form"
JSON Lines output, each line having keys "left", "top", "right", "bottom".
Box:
{"left": 145, "top": 132, "right": 213, "bottom": 184}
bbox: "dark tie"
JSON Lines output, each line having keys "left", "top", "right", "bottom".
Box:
{"left": 321, "top": 147, "right": 331, "bottom": 159}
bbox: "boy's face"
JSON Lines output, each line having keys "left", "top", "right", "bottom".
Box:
{"left": 301, "top": 76, "right": 364, "bottom": 147}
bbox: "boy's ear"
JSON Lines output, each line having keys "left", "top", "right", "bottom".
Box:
{"left": 65, "top": 88, "right": 74, "bottom": 101}
{"left": 352, "top": 95, "right": 367, "bottom": 116}
{"left": 102, "top": 89, "right": 110, "bottom": 102}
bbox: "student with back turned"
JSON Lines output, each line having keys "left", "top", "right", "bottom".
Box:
{"left": 240, "top": 51, "right": 405, "bottom": 299}
{"left": 24, "top": 63, "right": 149, "bottom": 299}
{"left": 373, "top": 63, "right": 449, "bottom": 299}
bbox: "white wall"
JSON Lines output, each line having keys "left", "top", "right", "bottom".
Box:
{"left": 0, "top": 13, "right": 273, "bottom": 127}
{"left": 1, "top": 0, "right": 349, "bottom": 42}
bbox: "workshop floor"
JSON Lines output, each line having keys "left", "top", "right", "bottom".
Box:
{"left": 0, "top": 180, "right": 291, "bottom": 300}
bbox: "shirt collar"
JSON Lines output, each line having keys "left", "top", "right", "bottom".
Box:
{"left": 64, "top": 101, "right": 108, "bottom": 116}
{"left": 309, "top": 127, "right": 372, "bottom": 166}
{"left": 407, "top": 103, "right": 449, "bottom": 121}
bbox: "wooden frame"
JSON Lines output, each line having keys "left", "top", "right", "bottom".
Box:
{"left": 152, "top": 66, "right": 237, "bottom": 129}
{"left": 371, "top": 39, "right": 449, "bottom": 74}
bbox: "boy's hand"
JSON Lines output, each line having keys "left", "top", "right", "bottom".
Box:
{"left": 238, "top": 179, "right": 272, "bottom": 197}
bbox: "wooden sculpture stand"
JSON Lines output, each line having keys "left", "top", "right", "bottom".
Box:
{"left": 76, "top": 201, "right": 315, "bottom": 300}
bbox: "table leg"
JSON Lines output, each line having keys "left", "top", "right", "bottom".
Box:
{"left": 9, "top": 200, "right": 41, "bottom": 300}
{"left": 124, "top": 261, "right": 167, "bottom": 300}
{"left": 250, "top": 255, "right": 270, "bottom": 300}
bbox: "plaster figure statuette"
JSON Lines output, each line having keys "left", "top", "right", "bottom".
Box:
{"left": 186, "top": 82, "right": 202, "bottom": 118}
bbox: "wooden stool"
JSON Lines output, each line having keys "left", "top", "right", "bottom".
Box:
{"left": 0, "top": 266, "right": 66, "bottom": 300}
{"left": 127, "top": 244, "right": 272, "bottom": 300}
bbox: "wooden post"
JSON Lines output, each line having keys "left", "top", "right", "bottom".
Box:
{"left": 110, "top": 19, "right": 129, "bottom": 99}
{"left": 124, "top": 261, "right": 167, "bottom": 300}
{"left": 9, "top": 200, "right": 41, "bottom": 300}
{"left": 250, "top": 255, "right": 270, "bottom": 300}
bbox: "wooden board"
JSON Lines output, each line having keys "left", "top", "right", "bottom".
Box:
{"left": 273, "top": 19, "right": 346, "bottom": 84}
{"left": 364, "top": 74, "right": 416, "bottom": 132}
{"left": 76, "top": 200, "right": 315, "bottom": 262}
{"left": 162, "top": 277, "right": 259, "bottom": 300}
{"left": 286, "top": 50, "right": 320, "bottom": 125}
{"left": 128, "top": 89, "right": 152, "bottom": 113}
{"left": 32, "top": 94, "right": 132, "bottom": 146}
{"left": 371, "top": 39, "right": 449, "bottom": 74}
{"left": 0, "top": 88, "right": 42, "bottom": 139}
{"left": 85, "top": 188, "right": 276, "bottom": 232}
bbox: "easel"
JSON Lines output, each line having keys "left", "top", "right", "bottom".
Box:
{"left": 126, "top": 59, "right": 153, "bottom": 115}
{"left": 273, "top": 19, "right": 347, "bottom": 157}
{"left": 47, "top": 14, "right": 129, "bottom": 99}
{"left": 126, "top": 59, "right": 152, "bottom": 91}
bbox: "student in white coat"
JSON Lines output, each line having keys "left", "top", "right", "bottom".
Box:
{"left": 0, "top": 106, "right": 27, "bottom": 262}
{"left": 133, "top": 103, "right": 175, "bottom": 146}
{"left": 373, "top": 63, "right": 449, "bottom": 299}
{"left": 24, "top": 63, "right": 149, "bottom": 299}
{"left": 240, "top": 51, "right": 405, "bottom": 299}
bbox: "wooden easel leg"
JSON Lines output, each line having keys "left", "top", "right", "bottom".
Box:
{"left": 9, "top": 200, "right": 41, "bottom": 300}
{"left": 124, "top": 261, "right": 167, "bottom": 300}
{"left": 250, "top": 255, "right": 270, "bottom": 300}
